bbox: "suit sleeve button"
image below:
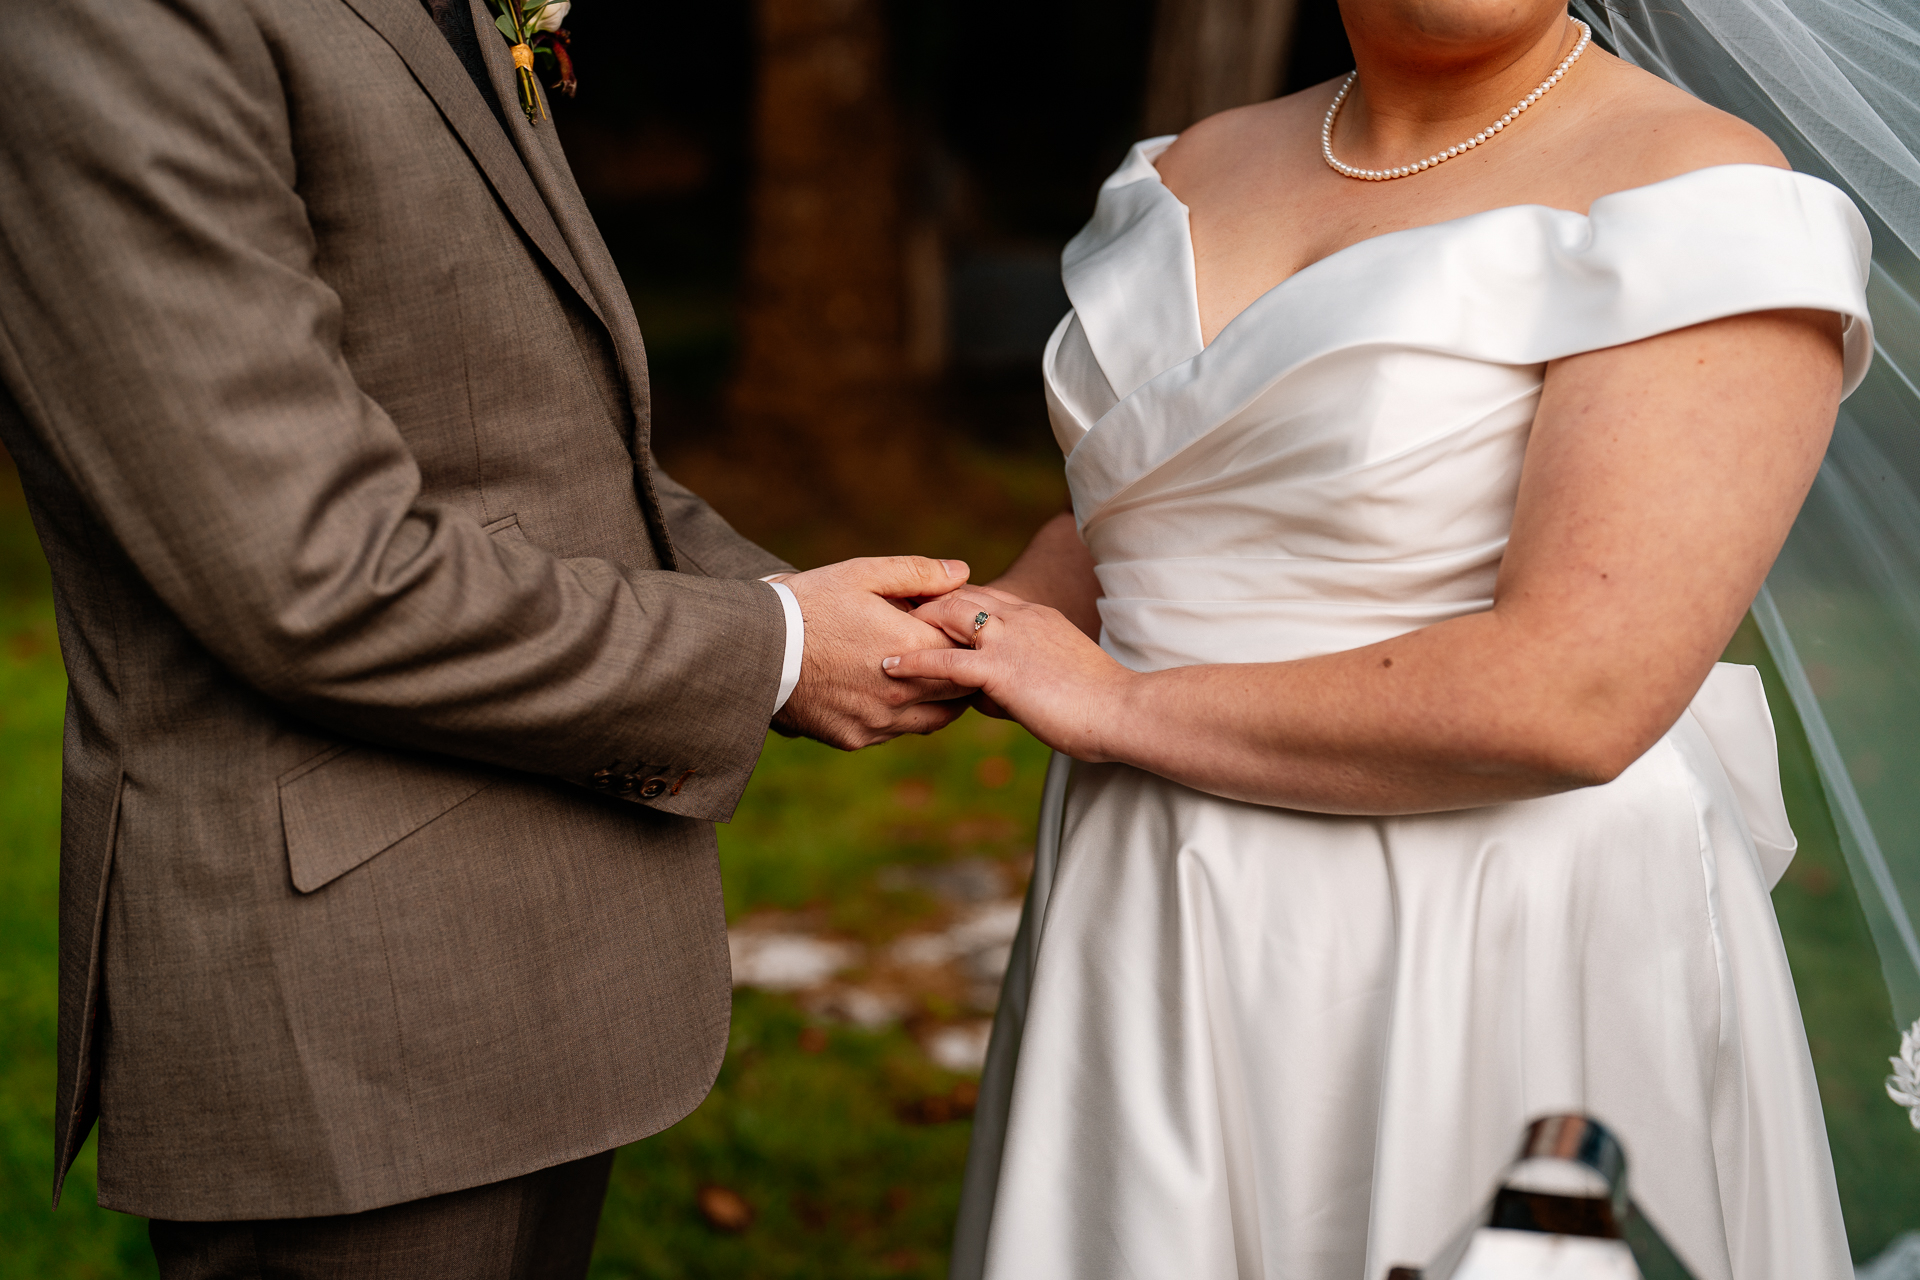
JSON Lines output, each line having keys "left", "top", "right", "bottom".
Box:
{"left": 638, "top": 778, "right": 667, "bottom": 799}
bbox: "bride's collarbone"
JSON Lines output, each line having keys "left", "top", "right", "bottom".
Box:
{"left": 1185, "top": 147, "right": 1770, "bottom": 344}
{"left": 1174, "top": 70, "right": 1772, "bottom": 342}
{"left": 1196, "top": 136, "right": 1643, "bottom": 281}
{"left": 1181, "top": 158, "right": 1611, "bottom": 342}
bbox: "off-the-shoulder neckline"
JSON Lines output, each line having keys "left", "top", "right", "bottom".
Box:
{"left": 1118, "top": 146, "right": 1827, "bottom": 354}
{"left": 1058, "top": 152, "right": 1870, "bottom": 525}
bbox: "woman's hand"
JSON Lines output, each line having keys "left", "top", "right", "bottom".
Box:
{"left": 882, "top": 586, "right": 1138, "bottom": 760}
{"left": 985, "top": 512, "right": 1103, "bottom": 640}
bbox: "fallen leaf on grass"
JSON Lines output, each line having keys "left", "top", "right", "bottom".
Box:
{"left": 698, "top": 1185, "right": 754, "bottom": 1233}
{"left": 900, "top": 1079, "right": 979, "bottom": 1125}
{"left": 893, "top": 778, "right": 935, "bottom": 809}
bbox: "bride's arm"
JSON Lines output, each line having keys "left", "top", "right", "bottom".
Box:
{"left": 987, "top": 511, "right": 1102, "bottom": 639}
{"left": 886, "top": 307, "right": 1843, "bottom": 815}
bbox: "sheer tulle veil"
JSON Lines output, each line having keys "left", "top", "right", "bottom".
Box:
{"left": 1570, "top": 0, "right": 1920, "bottom": 1037}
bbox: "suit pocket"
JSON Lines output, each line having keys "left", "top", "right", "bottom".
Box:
{"left": 280, "top": 746, "right": 498, "bottom": 893}
{"left": 482, "top": 512, "right": 528, "bottom": 542}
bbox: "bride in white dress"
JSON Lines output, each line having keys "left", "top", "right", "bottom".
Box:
{"left": 884, "top": 2, "right": 1874, "bottom": 1278}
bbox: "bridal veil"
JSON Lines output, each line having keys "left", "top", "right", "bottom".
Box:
{"left": 1571, "top": 0, "right": 1920, "bottom": 1046}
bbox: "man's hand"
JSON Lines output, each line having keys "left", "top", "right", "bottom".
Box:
{"left": 771, "top": 556, "right": 975, "bottom": 749}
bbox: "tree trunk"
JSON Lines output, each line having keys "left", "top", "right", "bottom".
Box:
{"left": 681, "top": 0, "right": 1065, "bottom": 568}
{"left": 721, "top": 0, "right": 931, "bottom": 562}
{"left": 733, "top": 0, "right": 903, "bottom": 418}
{"left": 1142, "top": 0, "right": 1301, "bottom": 135}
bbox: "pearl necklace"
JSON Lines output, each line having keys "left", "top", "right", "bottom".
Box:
{"left": 1322, "top": 20, "right": 1592, "bottom": 182}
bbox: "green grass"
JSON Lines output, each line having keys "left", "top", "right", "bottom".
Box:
{"left": 592, "top": 991, "right": 978, "bottom": 1280}
{"left": 713, "top": 717, "right": 1050, "bottom": 935}
{"left": 0, "top": 476, "right": 157, "bottom": 1276}
{"left": 1, "top": 460, "right": 1914, "bottom": 1273}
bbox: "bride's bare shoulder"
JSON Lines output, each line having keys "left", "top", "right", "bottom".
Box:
{"left": 1579, "top": 51, "right": 1786, "bottom": 189}
{"left": 1153, "top": 80, "right": 1339, "bottom": 192}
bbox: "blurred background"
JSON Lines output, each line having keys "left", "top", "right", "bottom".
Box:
{"left": 2, "top": 0, "right": 1917, "bottom": 1275}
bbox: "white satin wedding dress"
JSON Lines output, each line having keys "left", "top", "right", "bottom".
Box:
{"left": 951, "top": 144, "right": 1874, "bottom": 1280}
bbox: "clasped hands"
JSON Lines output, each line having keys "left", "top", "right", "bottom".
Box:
{"left": 768, "top": 555, "right": 975, "bottom": 749}
{"left": 770, "top": 555, "right": 1131, "bottom": 759}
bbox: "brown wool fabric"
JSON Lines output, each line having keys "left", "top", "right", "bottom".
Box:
{"left": 149, "top": 1150, "right": 616, "bottom": 1279}
{"left": 0, "top": 0, "right": 790, "bottom": 1221}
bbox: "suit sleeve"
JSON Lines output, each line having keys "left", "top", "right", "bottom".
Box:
{"left": 0, "top": 0, "right": 780, "bottom": 822}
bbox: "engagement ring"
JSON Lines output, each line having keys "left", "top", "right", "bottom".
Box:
{"left": 972, "top": 611, "right": 990, "bottom": 645}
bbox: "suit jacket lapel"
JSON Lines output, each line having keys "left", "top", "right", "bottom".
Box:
{"left": 338, "top": 0, "right": 676, "bottom": 567}
{"left": 336, "top": 0, "right": 605, "bottom": 329}
{"left": 465, "top": 2, "right": 678, "bottom": 564}
{"left": 466, "top": 0, "right": 653, "bottom": 436}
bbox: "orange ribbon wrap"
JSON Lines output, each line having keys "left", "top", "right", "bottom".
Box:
{"left": 510, "top": 43, "right": 534, "bottom": 70}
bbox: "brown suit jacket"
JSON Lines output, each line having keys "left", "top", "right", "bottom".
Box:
{"left": 0, "top": 0, "right": 791, "bottom": 1220}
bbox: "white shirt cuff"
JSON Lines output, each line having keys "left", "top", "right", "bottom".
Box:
{"left": 764, "top": 579, "right": 804, "bottom": 714}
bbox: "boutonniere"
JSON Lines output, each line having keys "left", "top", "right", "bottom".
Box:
{"left": 489, "top": 1, "right": 577, "bottom": 124}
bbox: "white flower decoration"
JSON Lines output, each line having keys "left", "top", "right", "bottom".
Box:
{"left": 1890, "top": 1018, "right": 1920, "bottom": 1130}
{"left": 533, "top": 1, "right": 570, "bottom": 33}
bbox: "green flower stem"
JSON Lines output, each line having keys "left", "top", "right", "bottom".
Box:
{"left": 491, "top": 0, "right": 549, "bottom": 123}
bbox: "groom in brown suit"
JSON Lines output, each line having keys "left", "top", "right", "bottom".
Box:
{"left": 0, "top": 0, "right": 970, "bottom": 1274}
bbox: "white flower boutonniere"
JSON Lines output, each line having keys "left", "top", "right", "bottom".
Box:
{"left": 1890, "top": 1017, "right": 1920, "bottom": 1130}
{"left": 490, "top": 1, "right": 577, "bottom": 124}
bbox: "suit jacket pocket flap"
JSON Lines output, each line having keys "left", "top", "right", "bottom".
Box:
{"left": 280, "top": 746, "right": 497, "bottom": 893}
